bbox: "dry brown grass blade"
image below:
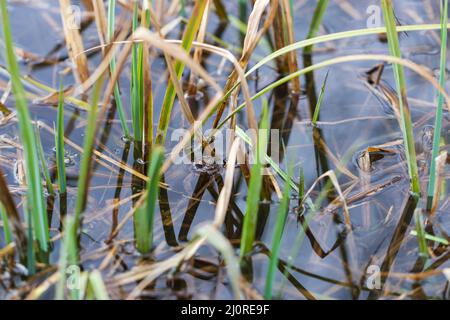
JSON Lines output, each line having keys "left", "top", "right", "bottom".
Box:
{"left": 430, "top": 151, "right": 448, "bottom": 215}
{"left": 301, "top": 170, "right": 351, "bottom": 230}
{"left": 0, "top": 167, "right": 27, "bottom": 257}
{"left": 188, "top": 0, "right": 211, "bottom": 96}
{"left": 213, "top": 138, "right": 241, "bottom": 227}
{"left": 92, "top": 0, "right": 108, "bottom": 54}
{"left": 212, "top": 0, "right": 279, "bottom": 130}
{"left": 281, "top": 0, "right": 300, "bottom": 93}
{"left": 59, "top": 0, "right": 90, "bottom": 83}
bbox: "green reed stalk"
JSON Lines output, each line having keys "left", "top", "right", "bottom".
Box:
{"left": 155, "top": 0, "right": 208, "bottom": 145}
{"left": 312, "top": 70, "right": 329, "bottom": 126}
{"left": 55, "top": 215, "right": 78, "bottom": 300}
{"left": 0, "top": 204, "right": 12, "bottom": 244}
{"left": 131, "top": 1, "right": 143, "bottom": 142}
{"left": 86, "top": 270, "right": 110, "bottom": 300}
{"left": 55, "top": 84, "right": 67, "bottom": 194}
{"left": 135, "top": 146, "right": 165, "bottom": 254}
{"left": 35, "top": 126, "right": 54, "bottom": 195}
{"left": 74, "top": 76, "right": 104, "bottom": 228}
{"left": 240, "top": 102, "right": 269, "bottom": 259}
{"left": 264, "top": 166, "right": 292, "bottom": 299}
{"left": 414, "top": 208, "right": 428, "bottom": 257}
{"left": 0, "top": 1, "right": 49, "bottom": 252}
{"left": 427, "top": 0, "right": 448, "bottom": 209}
{"left": 303, "top": 0, "right": 329, "bottom": 54}
{"left": 381, "top": 0, "right": 420, "bottom": 195}
{"left": 107, "top": 0, "right": 130, "bottom": 138}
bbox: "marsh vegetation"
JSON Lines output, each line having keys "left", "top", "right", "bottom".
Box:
{"left": 0, "top": 0, "right": 450, "bottom": 300}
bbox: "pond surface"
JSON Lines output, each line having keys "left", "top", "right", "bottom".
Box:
{"left": 0, "top": 0, "right": 450, "bottom": 299}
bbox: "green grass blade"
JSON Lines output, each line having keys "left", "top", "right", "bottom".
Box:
{"left": 135, "top": 146, "right": 165, "bottom": 254}
{"left": 0, "top": 1, "right": 49, "bottom": 251}
{"left": 427, "top": 0, "right": 448, "bottom": 208}
{"left": 304, "top": 0, "right": 329, "bottom": 54}
{"left": 131, "top": 1, "right": 143, "bottom": 142}
{"left": 264, "top": 166, "right": 292, "bottom": 299}
{"left": 410, "top": 230, "right": 449, "bottom": 246}
{"left": 55, "top": 84, "right": 67, "bottom": 194}
{"left": 88, "top": 270, "right": 110, "bottom": 300}
{"left": 239, "top": 101, "right": 269, "bottom": 259}
{"left": 74, "top": 76, "right": 104, "bottom": 228}
{"left": 107, "top": 0, "right": 130, "bottom": 139}
{"left": 381, "top": 0, "right": 420, "bottom": 195}
{"left": 312, "top": 70, "right": 329, "bottom": 126}
{"left": 26, "top": 207, "right": 36, "bottom": 274}
{"left": 55, "top": 215, "right": 79, "bottom": 300}
{"left": 35, "top": 125, "right": 54, "bottom": 195}
{"left": 414, "top": 208, "right": 428, "bottom": 257}
{"left": 0, "top": 204, "right": 12, "bottom": 244}
{"left": 155, "top": 0, "right": 208, "bottom": 145}
{"left": 247, "top": 23, "right": 448, "bottom": 79}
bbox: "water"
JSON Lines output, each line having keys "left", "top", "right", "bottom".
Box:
{"left": 0, "top": 0, "right": 449, "bottom": 300}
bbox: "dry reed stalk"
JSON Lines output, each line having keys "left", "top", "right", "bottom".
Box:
{"left": 59, "top": 0, "right": 90, "bottom": 83}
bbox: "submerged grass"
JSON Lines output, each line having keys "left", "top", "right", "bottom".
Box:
{"left": 0, "top": 204, "right": 12, "bottom": 244}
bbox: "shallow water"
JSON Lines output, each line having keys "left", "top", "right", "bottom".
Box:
{"left": 1, "top": 0, "right": 450, "bottom": 299}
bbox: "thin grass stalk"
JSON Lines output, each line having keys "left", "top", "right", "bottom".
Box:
{"left": 107, "top": 0, "right": 130, "bottom": 138}
{"left": 55, "top": 216, "right": 78, "bottom": 300}
{"left": 131, "top": 1, "right": 143, "bottom": 142}
{"left": 414, "top": 208, "right": 428, "bottom": 257}
{"left": 303, "top": 0, "right": 329, "bottom": 54}
{"left": 219, "top": 54, "right": 450, "bottom": 133}
{"left": 0, "top": 204, "right": 12, "bottom": 244}
{"left": 212, "top": 0, "right": 228, "bottom": 22}
{"left": 410, "top": 230, "right": 449, "bottom": 245}
{"left": 298, "top": 165, "right": 305, "bottom": 201}
{"left": 59, "top": 0, "right": 90, "bottom": 83}
{"left": 247, "top": 24, "right": 450, "bottom": 81}
{"left": 135, "top": 146, "right": 165, "bottom": 254}
{"left": 312, "top": 70, "right": 329, "bottom": 126}
{"left": 26, "top": 207, "right": 36, "bottom": 274}
{"left": 74, "top": 75, "right": 104, "bottom": 229}
{"left": 427, "top": 0, "right": 448, "bottom": 209}
{"left": 35, "top": 126, "right": 54, "bottom": 195}
{"left": 381, "top": 0, "right": 420, "bottom": 195}
{"left": 430, "top": 151, "right": 448, "bottom": 214}
{"left": 87, "top": 270, "right": 110, "bottom": 300}
{"left": 141, "top": 0, "right": 153, "bottom": 154}
{"left": 155, "top": 0, "right": 208, "bottom": 145}
{"left": 240, "top": 102, "right": 269, "bottom": 259}
{"left": 0, "top": 1, "right": 49, "bottom": 252}
{"left": 55, "top": 84, "right": 67, "bottom": 194}
{"left": 0, "top": 168, "right": 27, "bottom": 256}
{"left": 264, "top": 166, "right": 292, "bottom": 299}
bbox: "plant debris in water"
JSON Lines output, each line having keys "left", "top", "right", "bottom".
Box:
{"left": 0, "top": 0, "right": 449, "bottom": 301}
